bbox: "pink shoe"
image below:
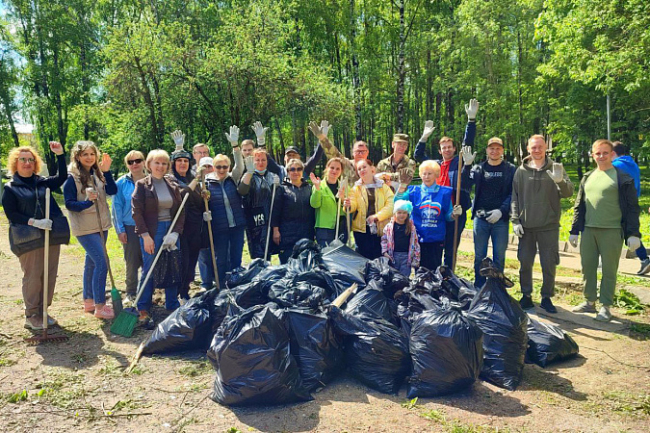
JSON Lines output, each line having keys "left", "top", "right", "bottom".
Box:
{"left": 83, "top": 299, "right": 95, "bottom": 313}
{"left": 94, "top": 304, "right": 115, "bottom": 320}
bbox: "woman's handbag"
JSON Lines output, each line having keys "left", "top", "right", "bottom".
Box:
{"left": 153, "top": 249, "right": 182, "bottom": 288}
{"left": 9, "top": 216, "right": 70, "bottom": 257}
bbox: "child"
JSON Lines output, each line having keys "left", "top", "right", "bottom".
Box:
{"left": 381, "top": 200, "right": 420, "bottom": 277}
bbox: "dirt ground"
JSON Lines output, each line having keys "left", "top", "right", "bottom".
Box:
{"left": 1, "top": 217, "right": 649, "bottom": 433}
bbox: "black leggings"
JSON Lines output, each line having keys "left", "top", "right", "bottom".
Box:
{"left": 354, "top": 226, "right": 382, "bottom": 260}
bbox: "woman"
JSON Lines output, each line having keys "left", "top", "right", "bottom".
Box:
{"left": 344, "top": 159, "right": 394, "bottom": 260}
{"left": 132, "top": 149, "right": 185, "bottom": 328}
{"left": 171, "top": 146, "right": 203, "bottom": 302}
{"left": 206, "top": 154, "right": 251, "bottom": 286}
{"left": 309, "top": 157, "right": 349, "bottom": 247}
{"left": 396, "top": 160, "right": 461, "bottom": 271}
{"left": 111, "top": 150, "right": 146, "bottom": 303}
{"left": 64, "top": 141, "right": 117, "bottom": 320}
{"left": 242, "top": 148, "right": 279, "bottom": 259}
{"left": 272, "top": 159, "right": 316, "bottom": 263}
{"left": 2, "top": 142, "right": 68, "bottom": 330}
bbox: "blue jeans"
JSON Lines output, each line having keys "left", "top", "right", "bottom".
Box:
{"left": 76, "top": 231, "right": 108, "bottom": 304}
{"left": 198, "top": 248, "right": 215, "bottom": 289}
{"left": 214, "top": 226, "right": 246, "bottom": 288}
{"left": 138, "top": 221, "right": 180, "bottom": 312}
{"left": 392, "top": 251, "right": 411, "bottom": 277}
{"left": 473, "top": 217, "right": 509, "bottom": 288}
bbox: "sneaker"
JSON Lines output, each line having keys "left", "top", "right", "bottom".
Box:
{"left": 46, "top": 315, "right": 58, "bottom": 327}
{"left": 638, "top": 258, "right": 650, "bottom": 275}
{"left": 83, "top": 299, "right": 95, "bottom": 313}
{"left": 24, "top": 315, "right": 44, "bottom": 331}
{"left": 138, "top": 311, "right": 155, "bottom": 330}
{"left": 94, "top": 304, "right": 115, "bottom": 320}
{"left": 572, "top": 301, "right": 596, "bottom": 313}
{"left": 519, "top": 295, "right": 534, "bottom": 310}
{"left": 540, "top": 297, "right": 557, "bottom": 314}
{"left": 595, "top": 306, "right": 612, "bottom": 322}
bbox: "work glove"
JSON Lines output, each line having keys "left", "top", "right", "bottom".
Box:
{"left": 452, "top": 205, "right": 462, "bottom": 217}
{"left": 627, "top": 236, "right": 641, "bottom": 251}
{"left": 271, "top": 173, "right": 280, "bottom": 186}
{"left": 419, "top": 120, "right": 435, "bottom": 143}
{"left": 465, "top": 99, "right": 479, "bottom": 121}
{"left": 513, "top": 224, "right": 525, "bottom": 238}
{"left": 485, "top": 209, "right": 502, "bottom": 224}
{"left": 170, "top": 130, "right": 185, "bottom": 151}
{"left": 546, "top": 162, "right": 565, "bottom": 183}
{"left": 569, "top": 234, "right": 579, "bottom": 248}
{"left": 308, "top": 120, "right": 332, "bottom": 140}
{"left": 32, "top": 218, "right": 52, "bottom": 230}
{"left": 398, "top": 168, "right": 413, "bottom": 185}
{"left": 244, "top": 156, "right": 255, "bottom": 173}
{"left": 461, "top": 145, "right": 476, "bottom": 166}
{"left": 203, "top": 211, "right": 212, "bottom": 222}
{"left": 162, "top": 232, "right": 179, "bottom": 251}
{"left": 251, "top": 121, "right": 268, "bottom": 147}
{"left": 225, "top": 125, "right": 240, "bottom": 148}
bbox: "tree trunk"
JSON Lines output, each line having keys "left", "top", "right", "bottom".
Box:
{"left": 350, "top": 0, "right": 362, "bottom": 140}
{"left": 396, "top": 0, "right": 406, "bottom": 133}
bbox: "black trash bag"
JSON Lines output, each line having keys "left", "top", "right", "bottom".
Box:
{"left": 277, "top": 307, "right": 344, "bottom": 391}
{"left": 345, "top": 280, "right": 396, "bottom": 324}
{"left": 251, "top": 265, "right": 290, "bottom": 297}
{"left": 526, "top": 316, "right": 579, "bottom": 367}
{"left": 286, "top": 239, "right": 323, "bottom": 274}
{"left": 142, "top": 290, "right": 218, "bottom": 355}
{"left": 328, "top": 306, "right": 410, "bottom": 394}
{"left": 410, "top": 266, "right": 442, "bottom": 296}
{"left": 407, "top": 302, "right": 484, "bottom": 397}
{"left": 225, "top": 258, "right": 268, "bottom": 289}
{"left": 208, "top": 304, "right": 312, "bottom": 406}
{"left": 322, "top": 244, "right": 368, "bottom": 292}
{"left": 153, "top": 249, "right": 182, "bottom": 287}
{"left": 468, "top": 259, "right": 527, "bottom": 391}
{"left": 394, "top": 288, "right": 441, "bottom": 335}
{"left": 268, "top": 281, "right": 329, "bottom": 308}
{"left": 226, "top": 282, "right": 268, "bottom": 309}
{"left": 364, "top": 257, "right": 410, "bottom": 297}
{"left": 437, "top": 265, "right": 478, "bottom": 308}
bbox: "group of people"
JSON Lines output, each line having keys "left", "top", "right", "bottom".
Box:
{"left": 3, "top": 99, "right": 646, "bottom": 331}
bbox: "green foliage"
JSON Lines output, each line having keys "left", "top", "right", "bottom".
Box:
{"left": 613, "top": 289, "right": 645, "bottom": 315}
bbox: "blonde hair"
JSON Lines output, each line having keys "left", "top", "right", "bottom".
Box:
{"left": 7, "top": 146, "right": 43, "bottom": 175}
{"left": 193, "top": 143, "right": 209, "bottom": 152}
{"left": 253, "top": 148, "right": 267, "bottom": 157}
{"left": 528, "top": 134, "right": 546, "bottom": 145}
{"left": 69, "top": 141, "right": 105, "bottom": 190}
{"left": 419, "top": 160, "right": 440, "bottom": 175}
{"left": 213, "top": 154, "right": 231, "bottom": 166}
{"left": 592, "top": 139, "right": 614, "bottom": 152}
{"left": 325, "top": 157, "right": 344, "bottom": 176}
{"left": 123, "top": 150, "right": 146, "bottom": 174}
{"left": 145, "top": 149, "right": 171, "bottom": 173}
{"left": 286, "top": 158, "right": 304, "bottom": 170}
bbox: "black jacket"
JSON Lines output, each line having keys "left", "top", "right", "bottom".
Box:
{"left": 271, "top": 179, "right": 315, "bottom": 250}
{"left": 570, "top": 167, "right": 641, "bottom": 241}
{"left": 462, "top": 159, "right": 517, "bottom": 221}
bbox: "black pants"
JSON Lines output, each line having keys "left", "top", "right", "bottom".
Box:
{"left": 122, "top": 225, "right": 143, "bottom": 296}
{"left": 443, "top": 212, "right": 467, "bottom": 267}
{"left": 354, "top": 226, "right": 382, "bottom": 260}
{"left": 420, "top": 241, "right": 445, "bottom": 272}
{"left": 179, "top": 223, "right": 202, "bottom": 299}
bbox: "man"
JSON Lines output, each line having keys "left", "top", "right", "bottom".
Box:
{"left": 414, "top": 99, "right": 479, "bottom": 267}
{"left": 191, "top": 142, "right": 210, "bottom": 176}
{"left": 314, "top": 120, "right": 368, "bottom": 184}
{"left": 511, "top": 135, "right": 574, "bottom": 313}
{"left": 377, "top": 133, "right": 416, "bottom": 186}
{"left": 570, "top": 139, "right": 641, "bottom": 322}
{"left": 612, "top": 142, "right": 649, "bottom": 275}
{"left": 460, "top": 137, "right": 516, "bottom": 288}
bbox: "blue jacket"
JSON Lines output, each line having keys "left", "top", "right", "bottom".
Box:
{"left": 111, "top": 174, "right": 136, "bottom": 234}
{"left": 207, "top": 176, "right": 247, "bottom": 232}
{"left": 461, "top": 160, "right": 516, "bottom": 221}
{"left": 612, "top": 156, "right": 641, "bottom": 197}
{"left": 397, "top": 184, "right": 453, "bottom": 243}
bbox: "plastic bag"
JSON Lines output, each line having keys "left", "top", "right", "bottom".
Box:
{"left": 526, "top": 316, "right": 579, "bottom": 367}
{"left": 468, "top": 259, "right": 527, "bottom": 391}
{"left": 437, "top": 265, "right": 478, "bottom": 309}
{"left": 364, "top": 257, "right": 410, "bottom": 297}
{"left": 153, "top": 249, "right": 182, "bottom": 287}
{"left": 285, "top": 239, "right": 323, "bottom": 274}
{"left": 322, "top": 244, "right": 368, "bottom": 292}
{"left": 329, "top": 306, "right": 410, "bottom": 394}
{"left": 225, "top": 258, "right": 268, "bottom": 289}
{"left": 410, "top": 266, "right": 442, "bottom": 296}
{"left": 407, "top": 303, "right": 484, "bottom": 397}
{"left": 208, "top": 304, "right": 312, "bottom": 406}
{"left": 345, "top": 280, "right": 396, "bottom": 324}
{"left": 142, "top": 290, "right": 217, "bottom": 355}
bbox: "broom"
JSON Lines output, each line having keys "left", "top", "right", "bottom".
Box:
{"left": 94, "top": 199, "right": 122, "bottom": 316}
{"left": 111, "top": 178, "right": 198, "bottom": 337}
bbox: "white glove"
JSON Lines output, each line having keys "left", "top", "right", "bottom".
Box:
{"left": 546, "top": 162, "right": 565, "bottom": 183}
{"left": 319, "top": 120, "right": 332, "bottom": 138}
{"left": 251, "top": 121, "right": 268, "bottom": 147}
{"left": 627, "top": 236, "right": 641, "bottom": 251}
{"left": 271, "top": 173, "right": 280, "bottom": 186}
{"left": 452, "top": 205, "right": 462, "bottom": 217}
{"left": 244, "top": 155, "right": 255, "bottom": 173}
{"left": 569, "top": 234, "right": 579, "bottom": 248}
{"left": 461, "top": 145, "right": 476, "bottom": 166}
{"left": 485, "top": 209, "right": 502, "bottom": 224}
{"left": 513, "top": 224, "right": 524, "bottom": 238}
{"left": 170, "top": 130, "right": 185, "bottom": 151}
{"left": 465, "top": 99, "right": 479, "bottom": 120}
{"left": 225, "top": 125, "right": 240, "bottom": 148}
{"left": 419, "top": 120, "right": 435, "bottom": 142}
{"left": 203, "top": 211, "right": 212, "bottom": 222}
{"left": 162, "top": 232, "right": 179, "bottom": 251}
{"left": 32, "top": 218, "right": 53, "bottom": 230}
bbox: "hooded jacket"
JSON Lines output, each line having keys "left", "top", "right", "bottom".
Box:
{"left": 348, "top": 180, "right": 395, "bottom": 235}
{"left": 612, "top": 155, "right": 641, "bottom": 197}
{"left": 511, "top": 157, "right": 574, "bottom": 230}
{"left": 272, "top": 179, "right": 315, "bottom": 249}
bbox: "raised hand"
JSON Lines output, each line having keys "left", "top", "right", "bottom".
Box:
{"left": 461, "top": 145, "right": 476, "bottom": 166}
{"left": 308, "top": 121, "right": 324, "bottom": 139}
{"left": 398, "top": 168, "right": 413, "bottom": 185}
{"left": 251, "top": 121, "right": 269, "bottom": 146}
{"left": 244, "top": 156, "right": 255, "bottom": 173}
{"left": 546, "top": 162, "right": 564, "bottom": 183}
{"left": 465, "top": 99, "right": 479, "bottom": 120}
{"left": 419, "top": 120, "right": 435, "bottom": 142}
{"left": 98, "top": 153, "right": 112, "bottom": 172}
{"left": 320, "top": 120, "right": 332, "bottom": 138}
{"left": 310, "top": 172, "right": 321, "bottom": 190}
{"left": 170, "top": 130, "right": 185, "bottom": 150}
{"left": 225, "top": 125, "right": 240, "bottom": 147}
{"left": 49, "top": 141, "right": 64, "bottom": 156}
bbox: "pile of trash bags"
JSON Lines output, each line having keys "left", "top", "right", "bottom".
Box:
{"left": 138, "top": 241, "right": 579, "bottom": 406}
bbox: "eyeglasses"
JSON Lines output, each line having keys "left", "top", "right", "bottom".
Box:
{"left": 215, "top": 165, "right": 229, "bottom": 170}
{"left": 289, "top": 167, "right": 304, "bottom": 172}
{"left": 18, "top": 157, "right": 36, "bottom": 164}
{"left": 353, "top": 149, "right": 368, "bottom": 155}
{"left": 127, "top": 158, "right": 143, "bottom": 165}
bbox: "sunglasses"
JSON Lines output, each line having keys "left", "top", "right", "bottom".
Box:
{"left": 289, "top": 167, "right": 304, "bottom": 172}
{"left": 215, "top": 165, "right": 229, "bottom": 170}
{"left": 18, "top": 157, "right": 36, "bottom": 163}
{"left": 127, "top": 158, "right": 143, "bottom": 165}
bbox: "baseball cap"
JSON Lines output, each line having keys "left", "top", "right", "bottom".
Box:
{"left": 487, "top": 137, "right": 504, "bottom": 147}
{"left": 285, "top": 146, "right": 300, "bottom": 156}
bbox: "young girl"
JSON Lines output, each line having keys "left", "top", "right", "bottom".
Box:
{"left": 381, "top": 200, "right": 420, "bottom": 277}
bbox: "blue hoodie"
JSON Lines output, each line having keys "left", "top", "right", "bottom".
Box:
{"left": 612, "top": 155, "right": 641, "bottom": 197}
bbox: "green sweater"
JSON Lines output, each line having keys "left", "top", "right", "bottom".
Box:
{"left": 310, "top": 182, "right": 347, "bottom": 229}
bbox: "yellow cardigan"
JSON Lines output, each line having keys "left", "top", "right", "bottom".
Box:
{"left": 348, "top": 183, "right": 394, "bottom": 235}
